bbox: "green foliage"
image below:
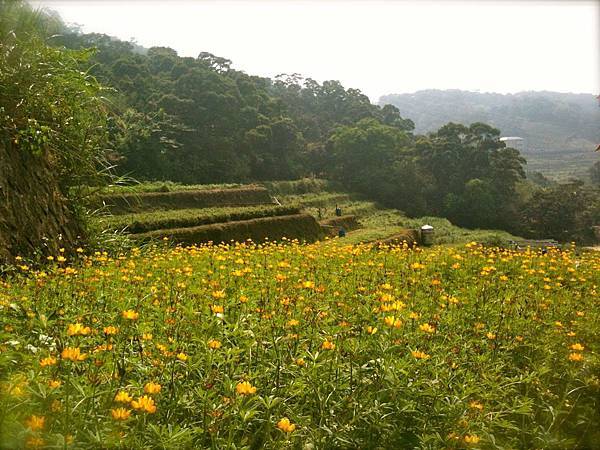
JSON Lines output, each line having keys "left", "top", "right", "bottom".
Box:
{"left": 590, "top": 161, "right": 600, "bottom": 186}
{"left": 0, "top": 0, "right": 109, "bottom": 193}
{"left": 520, "top": 181, "right": 600, "bottom": 244}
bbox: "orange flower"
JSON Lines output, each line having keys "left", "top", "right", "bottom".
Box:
{"left": 114, "top": 391, "right": 133, "bottom": 403}
{"left": 131, "top": 395, "right": 157, "bottom": 413}
{"left": 122, "top": 310, "right": 139, "bottom": 320}
{"left": 111, "top": 407, "right": 131, "bottom": 421}
{"left": 144, "top": 382, "right": 162, "bottom": 394}
{"left": 208, "top": 339, "right": 222, "bottom": 349}
{"left": 67, "top": 323, "right": 91, "bottom": 336}
{"left": 211, "top": 305, "right": 224, "bottom": 314}
{"left": 411, "top": 350, "right": 430, "bottom": 360}
{"left": 39, "top": 356, "right": 57, "bottom": 367}
{"left": 48, "top": 380, "right": 62, "bottom": 389}
{"left": 321, "top": 340, "right": 335, "bottom": 350}
{"left": 25, "top": 415, "right": 45, "bottom": 431}
{"left": 103, "top": 326, "right": 118, "bottom": 335}
{"left": 61, "top": 347, "right": 87, "bottom": 362}
{"left": 277, "top": 417, "right": 296, "bottom": 433}
{"left": 235, "top": 381, "right": 257, "bottom": 395}
{"left": 568, "top": 352, "right": 584, "bottom": 362}
{"left": 419, "top": 323, "right": 435, "bottom": 334}
{"left": 384, "top": 316, "right": 402, "bottom": 328}
{"left": 570, "top": 343, "right": 585, "bottom": 351}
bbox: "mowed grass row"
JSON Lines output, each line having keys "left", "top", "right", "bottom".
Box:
{"left": 0, "top": 242, "right": 598, "bottom": 448}
{"left": 277, "top": 190, "right": 520, "bottom": 245}
{"left": 80, "top": 181, "right": 244, "bottom": 196}
{"left": 131, "top": 214, "right": 324, "bottom": 246}
{"left": 94, "top": 185, "right": 273, "bottom": 215}
{"left": 96, "top": 205, "right": 302, "bottom": 234}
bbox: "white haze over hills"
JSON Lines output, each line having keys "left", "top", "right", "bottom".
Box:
{"left": 30, "top": 0, "right": 599, "bottom": 102}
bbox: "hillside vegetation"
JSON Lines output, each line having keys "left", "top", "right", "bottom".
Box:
{"left": 379, "top": 90, "right": 600, "bottom": 180}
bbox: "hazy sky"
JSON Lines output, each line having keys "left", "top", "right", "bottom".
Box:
{"left": 31, "top": 0, "right": 599, "bottom": 102}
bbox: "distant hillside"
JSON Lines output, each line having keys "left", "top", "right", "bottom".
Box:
{"left": 379, "top": 90, "right": 600, "bottom": 180}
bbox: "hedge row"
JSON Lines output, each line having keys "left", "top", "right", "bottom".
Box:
{"left": 100, "top": 205, "right": 301, "bottom": 234}
{"left": 131, "top": 214, "right": 324, "bottom": 245}
{"left": 94, "top": 186, "right": 273, "bottom": 215}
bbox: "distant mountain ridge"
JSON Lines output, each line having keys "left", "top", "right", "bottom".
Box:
{"left": 379, "top": 89, "right": 599, "bottom": 180}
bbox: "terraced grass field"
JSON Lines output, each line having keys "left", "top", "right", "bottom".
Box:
{"left": 1, "top": 242, "right": 598, "bottom": 448}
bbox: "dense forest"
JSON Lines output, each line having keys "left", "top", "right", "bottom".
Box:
{"left": 2, "top": 1, "right": 599, "bottom": 243}
{"left": 380, "top": 90, "right": 600, "bottom": 180}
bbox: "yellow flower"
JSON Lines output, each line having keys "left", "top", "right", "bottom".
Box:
{"left": 464, "top": 434, "right": 481, "bottom": 444}
{"left": 295, "top": 358, "right": 306, "bottom": 366}
{"left": 111, "top": 407, "right": 131, "bottom": 421}
{"left": 131, "top": 395, "right": 157, "bottom": 413}
{"left": 239, "top": 295, "right": 248, "bottom": 303}
{"left": 114, "top": 391, "right": 133, "bottom": 403}
{"left": 302, "top": 280, "right": 315, "bottom": 289}
{"left": 67, "top": 322, "right": 91, "bottom": 336}
{"left": 366, "top": 326, "right": 378, "bottom": 335}
{"left": 142, "top": 333, "right": 153, "bottom": 340}
{"left": 384, "top": 315, "right": 402, "bottom": 328}
{"left": 176, "top": 352, "right": 188, "bottom": 362}
{"left": 469, "top": 401, "right": 483, "bottom": 411}
{"left": 235, "top": 381, "right": 257, "bottom": 395}
{"left": 277, "top": 417, "right": 296, "bottom": 433}
{"left": 208, "top": 339, "right": 222, "bottom": 349}
{"left": 212, "top": 290, "right": 226, "bottom": 299}
{"left": 103, "top": 326, "right": 118, "bottom": 335}
{"left": 25, "top": 437, "right": 45, "bottom": 449}
{"left": 287, "top": 319, "right": 300, "bottom": 327}
{"left": 568, "top": 352, "right": 584, "bottom": 362}
{"left": 122, "top": 310, "right": 139, "bottom": 320}
{"left": 321, "top": 340, "right": 335, "bottom": 350}
{"left": 48, "top": 380, "right": 62, "bottom": 389}
{"left": 61, "top": 347, "right": 87, "bottom": 362}
{"left": 570, "top": 343, "right": 585, "bottom": 351}
{"left": 419, "top": 323, "right": 435, "bottom": 334}
{"left": 144, "top": 382, "right": 162, "bottom": 394}
{"left": 486, "top": 332, "right": 496, "bottom": 340}
{"left": 25, "top": 415, "right": 45, "bottom": 431}
{"left": 211, "top": 305, "right": 224, "bottom": 314}
{"left": 40, "top": 356, "right": 57, "bottom": 367}
{"left": 411, "top": 350, "right": 430, "bottom": 360}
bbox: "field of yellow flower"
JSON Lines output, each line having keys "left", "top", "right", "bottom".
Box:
{"left": 1, "top": 241, "right": 599, "bottom": 448}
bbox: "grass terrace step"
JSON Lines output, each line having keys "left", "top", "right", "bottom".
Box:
{"left": 94, "top": 185, "right": 273, "bottom": 215}
{"left": 131, "top": 213, "right": 324, "bottom": 245}
{"left": 320, "top": 215, "right": 361, "bottom": 237}
{"left": 97, "top": 205, "right": 301, "bottom": 234}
